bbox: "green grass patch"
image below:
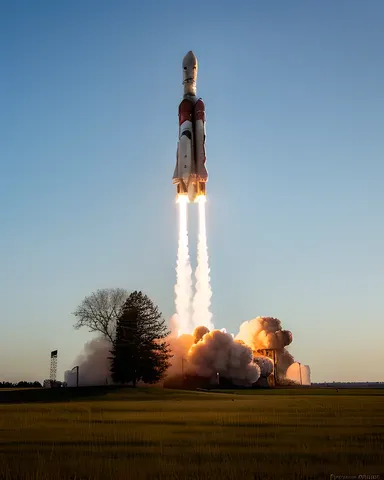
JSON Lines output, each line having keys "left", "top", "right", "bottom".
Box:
{"left": 0, "top": 387, "right": 383, "bottom": 479}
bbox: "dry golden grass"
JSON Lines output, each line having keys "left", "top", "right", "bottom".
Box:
{"left": 0, "top": 387, "right": 383, "bottom": 479}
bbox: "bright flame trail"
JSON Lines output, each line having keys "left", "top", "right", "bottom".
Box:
{"left": 192, "top": 196, "right": 214, "bottom": 329}
{"left": 174, "top": 195, "right": 193, "bottom": 335}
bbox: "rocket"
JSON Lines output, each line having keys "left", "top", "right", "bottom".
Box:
{"left": 173, "top": 51, "right": 208, "bottom": 202}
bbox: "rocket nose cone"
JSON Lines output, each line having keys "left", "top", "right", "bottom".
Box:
{"left": 183, "top": 50, "right": 198, "bottom": 69}
{"left": 185, "top": 50, "right": 196, "bottom": 61}
{"left": 182, "top": 50, "right": 198, "bottom": 91}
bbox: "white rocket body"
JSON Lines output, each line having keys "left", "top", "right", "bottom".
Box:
{"left": 173, "top": 51, "right": 208, "bottom": 202}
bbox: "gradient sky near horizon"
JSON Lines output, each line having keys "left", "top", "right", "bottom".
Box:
{"left": 1, "top": 0, "right": 383, "bottom": 383}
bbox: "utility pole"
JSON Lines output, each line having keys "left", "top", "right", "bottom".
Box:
{"left": 298, "top": 362, "right": 302, "bottom": 385}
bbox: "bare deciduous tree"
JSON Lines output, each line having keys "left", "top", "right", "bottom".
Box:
{"left": 73, "top": 288, "right": 128, "bottom": 342}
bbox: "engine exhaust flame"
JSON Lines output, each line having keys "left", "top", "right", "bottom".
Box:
{"left": 174, "top": 195, "right": 193, "bottom": 335}
{"left": 192, "top": 195, "right": 214, "bottom": 330}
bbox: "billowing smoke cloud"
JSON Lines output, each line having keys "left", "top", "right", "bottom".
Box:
{"left": 64, "top": 337, "right": 111, "bottom": 387}
{"left": 65, "top": 316, "right": 310, "bottom": 388}
{"left": 276, "top": 349, "right": 295, "bottom": 377}
{"left": 166, "top": 328, "right": 259, "bottom": 386}
{"left": 168, "top": 313, "right": 180, "bottom": 337}
{"left": 235, "top": 316, "right": 297, "bottom": 378}
{"left": 236, "top": 317, "right": 293, "bottom": 350}
{"left": 253, "top": 355, "right": 274, "bottom": 377}
{"left": 286, "top": 362, "right": 311, "bottom": 386}
{"left": 188, "top": 329, "right": 260, "bottom": 385}
{"left": 193, "top": 325, "right": 210, "bottom": 344}
{"left": 167, "top": 315, "right": 310, "bottom": 386}
{"left": 163, "top": 333, "right": 194, "bottom": 380}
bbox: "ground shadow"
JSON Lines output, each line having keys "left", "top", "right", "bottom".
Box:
{"left": 0, "top": 385, "right": 131, "bottom": 404}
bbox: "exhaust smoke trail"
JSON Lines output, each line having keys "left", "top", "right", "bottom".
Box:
{"left": 192, "top": 196, "right": 214, "bottom": 330}
{"left": 174, "top": 195, "right": 193, "bottom": 335}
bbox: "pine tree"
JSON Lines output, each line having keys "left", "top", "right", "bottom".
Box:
{"left": 109, "top": 291, "right": 172, "bottom": 386}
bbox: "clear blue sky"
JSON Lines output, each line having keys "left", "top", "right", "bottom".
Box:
{"left": 0, "top": 0, "right": 383, "bottom": 383}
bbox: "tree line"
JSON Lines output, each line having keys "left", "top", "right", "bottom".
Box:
{"left": 0, "top": 381, "right": 42, "bottom": 388}
{"left": 73, "top": 289, "right": 172, "bottom": 385}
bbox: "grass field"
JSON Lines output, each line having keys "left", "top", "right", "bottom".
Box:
{"left": 0, "top": 387, "right": 383, "bottom": 479}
